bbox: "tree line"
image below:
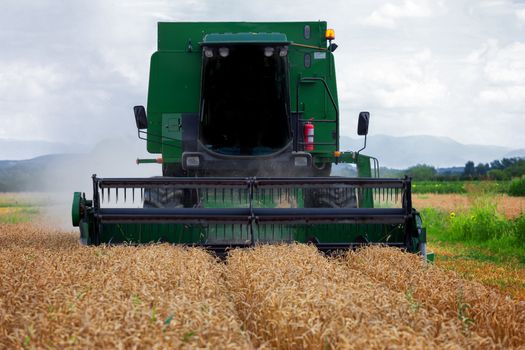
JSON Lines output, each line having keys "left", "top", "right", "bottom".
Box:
{"left": 404, "top": 157, "right": 525, "bottom": 181}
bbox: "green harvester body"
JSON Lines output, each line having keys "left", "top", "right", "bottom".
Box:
{"left": 72, "top": 21, "right": 428, "bottom": 257}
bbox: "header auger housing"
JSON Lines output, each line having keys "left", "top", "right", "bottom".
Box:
{"left": 72, "top": 21, "right": 429, "bottom": 258}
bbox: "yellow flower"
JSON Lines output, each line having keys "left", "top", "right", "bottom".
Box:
{"left": 450, "top": 212, "right": 456, "bottom": 219}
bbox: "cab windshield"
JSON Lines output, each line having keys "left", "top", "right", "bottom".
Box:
{"left": 200, "top": 44, "right": 291, "bottom": 156}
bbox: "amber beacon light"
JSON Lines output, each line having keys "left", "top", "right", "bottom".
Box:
{"left": 325, "top": 28, "right": 335, "bottom": 40}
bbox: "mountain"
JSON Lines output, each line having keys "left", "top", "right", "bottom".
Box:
{"left": 503, "top": 149, "right": 525, "bottom": 158}
{"left": 340, "top": 134, "right": 520, "bottom": 168}
{"left": 0, "top": 137, "right": 160, "bottom": 193}
{"left": 0, "top": 135, "right": 524, "bottom": 192}
{"left": 0, "top": 139, "right": 89, "bottom": 160}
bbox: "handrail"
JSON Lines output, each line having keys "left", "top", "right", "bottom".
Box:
{"left": 295, "top": 76, "right": 339, "bottom": 151}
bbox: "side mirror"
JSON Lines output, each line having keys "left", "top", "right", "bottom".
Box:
{"left": 134, "top": 105, "right": 148, "bottom": 129}
{"left": 357, "top": 111, "right": 370, "bottom": 136}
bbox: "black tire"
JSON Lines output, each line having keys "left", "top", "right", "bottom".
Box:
{"left": 143, "top": 163, "right": 198, "bottom": 208}
{"left": 143, "top": 186, "right": 185, "bottom": 208}
{"left": 303, "top": 163, "right": 358, "bottom": 208}
{"left": 303, "top": 187, "right": 357, "bottom": 208}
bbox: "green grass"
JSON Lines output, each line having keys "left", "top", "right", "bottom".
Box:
{"left": 0, "top": 195, "right": 41, "bottom": 223}
{"left": 0, "top": 207, "right": 40, "bottom": 223}
{"left": 413, "top": 181, "right": 467, "bottom": 194}
{"left": 0, "top": 200, "right": 35, "bottom": 208}
{"left": 412, "top": 181, "right": 510, "bottom": 195}
{"left": 421, "top": 202, "right": 525, "bottom": 265}
{"left": 508, "top": 176, "right": 525, "bottom": 196}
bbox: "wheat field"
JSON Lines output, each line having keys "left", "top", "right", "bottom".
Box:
{"left": 1, "top": 223, "right": 524, "bottom": 349}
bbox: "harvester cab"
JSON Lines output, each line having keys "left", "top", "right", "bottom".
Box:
{"left": 72, "top": 21, "right": 429, "bottom": 259}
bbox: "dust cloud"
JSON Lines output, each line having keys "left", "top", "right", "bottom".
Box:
{"left": 39, "top": 136, "right": 160, "bottom": 230}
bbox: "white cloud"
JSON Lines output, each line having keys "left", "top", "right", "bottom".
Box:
{"left": 480, "top": 86, "right": 525, "bottom": 103}
{"left": 484, "top": 42, "right": 525, "bottom": 84}
{"left": 516, "top": 7, "right": 525, "bottom": 21}
{"left": 479, "top": 0, "right": 508, "bottom": 8}
{"left": 361, "top": 0, "right": 444, "bottom": 28}
{"left": 464, "top": 41, "right": 525, "bottom": 108}
{"left": 341, "top": 49, "right": 447, "bottom": 109}
{"left": 0, "top": 63, "right": 66, "bottom": 99}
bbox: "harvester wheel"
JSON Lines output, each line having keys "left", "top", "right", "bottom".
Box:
{"left": 304, "top": 187, "right": 357, "bottom": 208}
{"left": 143, "top": 166, "right": 199, "bottom": 208}
{"left": 143, "top": 187, "right": 185, "bottom": 208}
{"left": 303, "top": 163, "right": 357, "bottom": 208}
{"left": 71, "top": 192, "right": 82, "bottom": 226}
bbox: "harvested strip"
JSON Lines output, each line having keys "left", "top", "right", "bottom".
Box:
{"left": 0, "top": 224, "right": 251, "bottom": 349}
{"left": 225, "top": 244, "right": 492, "bottom": 349}
{"left": 345, "top": 246, "right": 525, "bottom": 348}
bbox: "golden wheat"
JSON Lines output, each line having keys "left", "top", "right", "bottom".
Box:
{"left": 1, "top": 224, "right": 524, "bottom": 349}
{"left": 346, "top": 246, "right": 525, "bottom": 348}
{"left": 0, "top": 224, "right": 250, "bottom": 349}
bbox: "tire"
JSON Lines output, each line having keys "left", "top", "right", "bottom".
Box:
{"left": 143, "top": 163, "right": 198, "bottom": 208}
{"left": 303, "top": 163, "right": 357, "bottom": 208}
{"left": 143, "top": 185, "right": 185, "bottom": 208}
{"left": 303, "top": 187, "right": 357, "bottom": 208}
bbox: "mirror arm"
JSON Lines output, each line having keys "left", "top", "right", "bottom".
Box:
{"left": 137, "top": 129, "right": 181, "bottom": 150}
{"left": 356, "top": 134, "right": 367, "bottom": 157}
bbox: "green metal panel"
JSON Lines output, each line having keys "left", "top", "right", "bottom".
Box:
{"left": 157, "top": 22, "right": 327, "bottom": 51}
{"left": 94, "top": 222, "right": 407, "bottom": 247}
{"left": 161, "top": 113, "right": 183, "bottom": 155}
{"left": 146, "top": 51, "right": 201, "bottom": 156}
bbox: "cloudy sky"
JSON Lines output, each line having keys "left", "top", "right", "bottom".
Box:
{"left": 1, "top": 0, "right": 524, "bottom": 150}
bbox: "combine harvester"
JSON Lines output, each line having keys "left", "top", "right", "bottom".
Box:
{"left": 72, "top": 21, "right": 431, "bottom": 259}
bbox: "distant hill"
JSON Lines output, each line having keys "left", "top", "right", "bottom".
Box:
{"left": 340, "top": 134, "right": 522, "bottom": 168}
{"left": 503, "top": 149, "right": 525, "bottom": 158}
{"left": 0, "top": 139, "right": 89, "bottom": 160}
{"left": 0, "top": 135, "right": 523, "bottom": 192}
{"left": 0, "top": 138, "right": 159, "bottom": 193}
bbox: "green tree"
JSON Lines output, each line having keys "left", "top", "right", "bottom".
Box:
{"left": 490, "top": 159, "right": 503, "bottom": 170}
{"left": 405, "top": 164, "right": 437, "bottom": 181}
{"left": 463, "top": 161, "right": 475, "bottom": 178}
{"left": 505, "top": 159, "right": 525, "bottom": 177}
{"left": 487, "top": 169, "right": 509, "bottom": 180}
{"left": 475, "top": 163, "right": 489, "bottom": 177}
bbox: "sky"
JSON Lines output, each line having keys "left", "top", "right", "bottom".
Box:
{"left": 1, "top": 0, "right": 524, "bottom": 150}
